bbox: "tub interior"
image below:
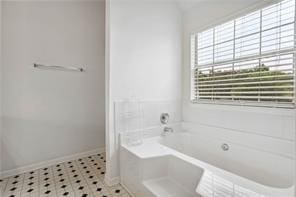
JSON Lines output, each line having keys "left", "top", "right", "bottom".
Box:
{"left": 160, "top": 132, "right": 294, "bottom": 188}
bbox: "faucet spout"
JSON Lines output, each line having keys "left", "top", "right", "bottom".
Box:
{"left": 162, "top": 126, "right": 173, "bottom": 136}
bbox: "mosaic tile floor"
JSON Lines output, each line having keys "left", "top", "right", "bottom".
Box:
{"left": 0, "top": 153, "right": 131, "bottom": 197}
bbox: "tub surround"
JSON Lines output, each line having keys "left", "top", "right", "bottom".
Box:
{"left": 120, "top": 130, "right": 294, "bottom": 197}
{"left": 105, "top": 0, "right": 183, "bottom": 183}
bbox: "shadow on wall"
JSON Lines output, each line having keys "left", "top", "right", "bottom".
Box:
{"left": 0, "top": 116, "right": 104, "bottom": 173}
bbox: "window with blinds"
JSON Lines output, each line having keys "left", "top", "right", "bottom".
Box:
{"left": 191, "top": 0, "right": 296, "bottom": 107}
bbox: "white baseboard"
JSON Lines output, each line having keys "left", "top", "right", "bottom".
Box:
{"left": 0, "top": 147, "right": 105, "bottom": 179}
{"left": 120, "top": 182, "right": 136, "bottom": 197}
{"left": 104, "top": 175, "right": 120, "bottom": 186}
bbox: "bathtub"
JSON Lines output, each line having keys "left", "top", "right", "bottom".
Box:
{"left": 120, "top": 130, "right": 295, "bottom": 197}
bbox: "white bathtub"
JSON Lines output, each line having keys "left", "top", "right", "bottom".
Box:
{"left": 120, "top": 130, "right": 295, "bottom": 197}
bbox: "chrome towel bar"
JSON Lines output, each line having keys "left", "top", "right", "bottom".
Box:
{"left": 33, "top": 63, "right": 84, "bottom": 72}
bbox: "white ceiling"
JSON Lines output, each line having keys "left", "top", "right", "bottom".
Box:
{"left": 175, "top": 0, "right": 274, "bottom": 11}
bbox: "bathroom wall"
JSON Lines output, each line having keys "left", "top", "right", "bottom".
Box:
{"left": 1, "top": 1, "right": 105, "bottom": 175}
{"left": 182, "top": 0, "right": 295, "bottom": 175}
{"left": 105, "top": 0, "right": 182, "bottom": 184}
{"left": 0, "top": 0, "right": 2, "bottom": 173}
{"left": 114, "top": 100, "right": 182, "bottom": 139}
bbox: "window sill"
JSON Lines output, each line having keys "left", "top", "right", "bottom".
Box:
{"left": 190, "top": 99, "right": 296, "bottom": 109}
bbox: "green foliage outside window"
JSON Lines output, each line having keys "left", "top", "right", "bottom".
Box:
{"left": 195, "top": 64, "right": 294, "bottom": 103}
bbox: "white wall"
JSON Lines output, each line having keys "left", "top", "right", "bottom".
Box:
{"left": 105, "top": 0, "right": 182, "bottom": 183}
{"left": 0, "top": 0, "right": 3, "bottom": 174}
{"left": 182, "top": 0, "right": 295, "bottom": 184}
{"left": 1, "top": 1, "right": 105, "bottom": 175}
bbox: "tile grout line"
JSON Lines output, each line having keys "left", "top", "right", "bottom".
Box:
{"left": 51, "top": 163, "right": 59, "bottom": 197}
{"left": 1, "top": 153, "right": 131, "bottom": 197}
{"left": 81, "top": 156, "right": 98, "bottom": 197}
{"left": 75, "top": 156, "right": 99, "bottom": 196}
{"left": 63, "top": 160, "right": 76, "bottom": 196}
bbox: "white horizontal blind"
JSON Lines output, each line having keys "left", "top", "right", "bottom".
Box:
{"left": 191, "top": 0, "right": 296, "bottom": 107}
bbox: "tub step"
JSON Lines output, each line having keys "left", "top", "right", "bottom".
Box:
{"left": 143, "top": 177, "right": 200, "bottom": 197}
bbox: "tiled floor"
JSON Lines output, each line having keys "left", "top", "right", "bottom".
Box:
{"left": 0, "top": 153, "right": 131, "bottom": 197}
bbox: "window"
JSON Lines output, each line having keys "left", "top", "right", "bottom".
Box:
{"left": 191, "top": 0, "right": 296, "bottom": 107}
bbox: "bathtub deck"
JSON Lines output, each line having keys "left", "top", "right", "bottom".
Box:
{"left": 121, "top": 136, "right": 294, "bottom": 197}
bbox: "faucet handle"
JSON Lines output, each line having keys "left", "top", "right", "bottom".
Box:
{"left": 160, "top": 113, "right": 169, "bottom": 125}
{"left": 163, "top": 126, "right": 173, "bottom": 133}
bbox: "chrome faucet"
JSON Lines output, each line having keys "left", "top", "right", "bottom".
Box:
{"left": 162, "top": 126, "right": 173, "bottom": 136}
{"left": 160, "top": 113, "right": 173, "bottom": 136}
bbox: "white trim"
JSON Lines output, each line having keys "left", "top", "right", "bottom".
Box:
{"left": 104, "top": 175, "right": 120, "bottom": 186}
{"left": 191, "top": 99, "right": 296, "bottom": 109}
{"left": 191, "top": 0, "right": 296, "bottom": 108}
{"left": 120, "top": 182, "right": 136, "bottom": 197}
{"left": 0, "top": 147, "right": 105, "bottom": 179}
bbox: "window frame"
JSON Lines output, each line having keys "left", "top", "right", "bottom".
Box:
{"left": 190, "top": 0, "right": 296, "bottom": 109}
